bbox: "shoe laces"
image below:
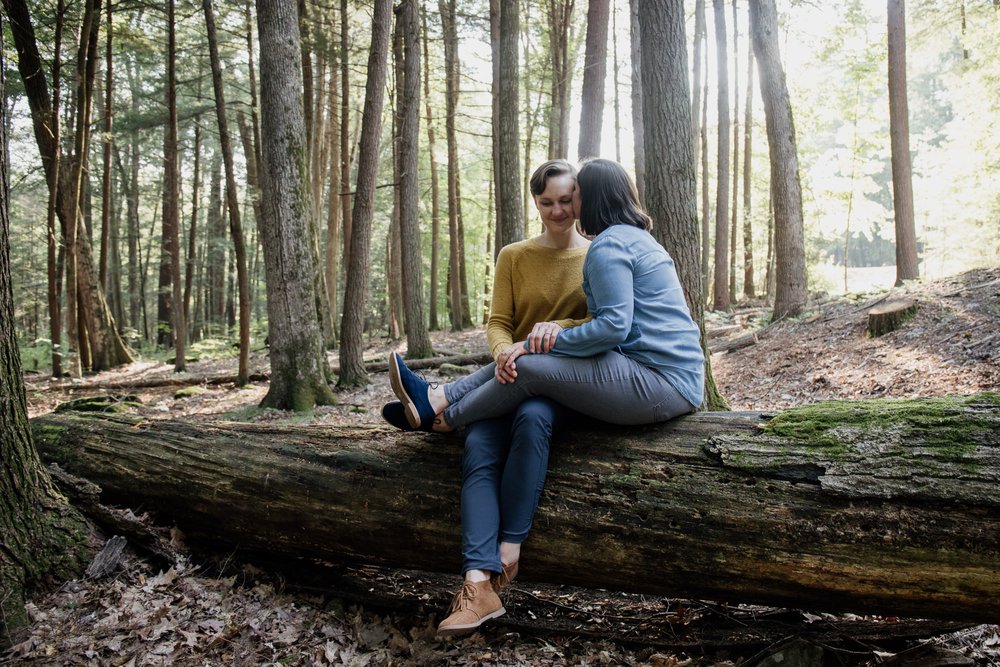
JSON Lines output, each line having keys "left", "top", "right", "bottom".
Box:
{"left": 448, "top": 581, "right": 480, "bottom": 613}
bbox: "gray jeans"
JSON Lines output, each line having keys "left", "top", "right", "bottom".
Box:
{"left": 443, "top": 351, "right": 696, "bottom": 429}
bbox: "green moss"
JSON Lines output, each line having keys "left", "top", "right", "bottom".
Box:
{"left": 762, "top": 393, "right": 1000, "bottom": 462}
{"left": 174, "top": 386, "right": 208, "bottom": 399}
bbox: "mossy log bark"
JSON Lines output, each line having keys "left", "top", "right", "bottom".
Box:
{"left": 30, "top": 393, "right": 1000, "bottom": 623}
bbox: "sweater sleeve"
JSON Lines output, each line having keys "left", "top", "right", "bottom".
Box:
{"left": 549, "top": 239, "right": 633, "bottom": 357}
{"left": 486, "top": 247, "right": 516, "bottom": 360}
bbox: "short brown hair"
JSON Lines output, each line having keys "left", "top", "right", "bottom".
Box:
{"left": 529, "top": 159, "right": 577, "bottom": 196}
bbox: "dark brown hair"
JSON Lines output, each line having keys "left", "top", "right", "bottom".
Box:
{"left": 529, "top": 159, "right": 577, "bottom": 196}
{"left": 577, "top": 159, "right": 652, "bottom": 236}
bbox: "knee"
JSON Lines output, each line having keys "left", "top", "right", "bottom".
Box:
{"left": 511, "top": 399, "right": 556, "bottom": 440}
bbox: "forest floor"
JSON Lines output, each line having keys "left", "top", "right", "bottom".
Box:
{"left": 6, "top": 266, "right": 999, "bottom": 666}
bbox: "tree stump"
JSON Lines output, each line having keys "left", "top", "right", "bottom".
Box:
{"left": 867, "top": 299, "right": 918, "bottom": 337}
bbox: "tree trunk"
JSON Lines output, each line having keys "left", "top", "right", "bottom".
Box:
{"left": 338, "top": 0, "right": 393, "bottom": 387}
{"left": 256, "top": 0, "right": 335, "bottom": 409}
{"left": 887, "top": 0, "right": 919, "bottom": 286}
{"left": 184, "top": 118, "right": 201, "bottom": 343}
{"left": 699, "top": 1, "right": 711, "bottom": 306}
{"left": 0, "top": 30, "right": 90, "bottom": 645}
{"left": 441, "top": 0, "right": 465, "bottom": 330}
{"left": 31, "top": 393, "right": 1000, "bottom": 623}
{"left": 126, "top": 60, "right": 141, "bottom": 331}
{"left": 577, "top": 0, "right": 609, "bottom": 159}
{"left": 99, "top": 0, "right": 113, "bottom": 292}
{"left": 339, "top": 0, "right": 354, "bottom": 278}
{"left": 546, "top": 0, "right": 573, "bottom": 160}
{"left": 638, "top": 0, "right": 727, "bottom": 411}
{"left": 324, "top": 64, "right": 342, "bottom": 343}
{"left": 497, "top": 0, "right": 523, "bottom": 249}
{"left": 712, "top": 0, "right": 731, "bottom": 312}
{"left": 46, "top": 0, "right": 65, "bottom": 378}
{"left": 628, "top": 0, "right": 644, "bottom": 202}
{"left": 204, "top": 0, "right": 251, "bottom": 386}
{"left": 749, "top": 0, "right": 806, "bottom": 321}
{"left": 729, "top": 0, "right": 739, "bottom": 304}
{"left": 742, "top": 29, "right": 755, "bottom": 299}
{"left": 389, "top": 13, "right": 405, "bottom": 342}
{"left": 421, "top": 2, "right": 441, "bottom": 331}
{"left": 396, "top": 0, "right": 433, "bottom": 358}
{"left": 690, "top": 0, "right": 705, "bottom": 200}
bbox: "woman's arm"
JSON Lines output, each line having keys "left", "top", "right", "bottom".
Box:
{"left": 486, "top": 247, "right": 516, "bottom": 361}
{"left": 548, "top": 239, "right": 634, "bottom": 357}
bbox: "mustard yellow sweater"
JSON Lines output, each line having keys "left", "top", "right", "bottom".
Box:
{"left": 486, "top": 239, "right": 590, "bottom": 361}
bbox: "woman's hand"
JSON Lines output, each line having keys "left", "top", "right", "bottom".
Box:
{"left": 527, "top": 321, "right": 563, "bottom": 354}
{"left": 495, "top": 342, "right": 529, "bottom": 384}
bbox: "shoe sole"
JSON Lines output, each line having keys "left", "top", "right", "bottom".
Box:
{"left": 436, "top": 607, "right": 506, "bottom": 637}
{"left": 388, "top": 353, "right": 422, "bottom": 429}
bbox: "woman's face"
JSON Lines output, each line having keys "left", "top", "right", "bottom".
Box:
{"left": 534, "top": 173, "right": 577, "bottom": 234}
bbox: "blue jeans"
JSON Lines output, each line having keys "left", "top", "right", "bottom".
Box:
{"left": 461, "top": 396, "right": 571, "bottom": 574}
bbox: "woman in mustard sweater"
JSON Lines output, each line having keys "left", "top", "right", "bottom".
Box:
{"left": 383, "top": 159, "right": 589, "bottom": 636}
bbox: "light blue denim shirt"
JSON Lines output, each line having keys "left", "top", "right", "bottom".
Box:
{"left": 550, "top": 224, "right": 705, "bottom": 408}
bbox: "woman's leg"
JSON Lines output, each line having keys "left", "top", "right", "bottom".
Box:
{"left": 443, "top": 351, "right": 694, "bottom": 430}
{"left": 498, "top": 397, "right": 569, "bottom": 550}
{"left": 443, "top": 363, "right": 497, "bottom": 405}
{"left": 460, "top": 417, "right": 511, "bottom": 576}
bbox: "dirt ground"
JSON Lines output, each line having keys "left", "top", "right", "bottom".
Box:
{"left": 6, "top": 267, "right": 999, "bottom": 666}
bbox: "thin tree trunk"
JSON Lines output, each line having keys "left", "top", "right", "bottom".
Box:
{"left": 546, "top": 0, "right": 573, "bottom": 159}
{"left": 46, "top": 0, "right": 65, "bottom": 378}
{"left": 742, "top": 35, "right": 755, "bottom": 298}
{"left": 184, "top": 120, "right": 201, "bottom": 342}
{"left": 126, "top": 60, "right": 140, "bottom": 331}
{"left": 712, "top": 0, "right": 731, "bottom": 312}
{"left": 497, "top": 0, "right": 523, "bottom": 247}
{"left": 397, "top": 0, "right": 433, "bottom": 357}
{"left": 256, "top": 0, "right": 334, "bottom": 408}
{"left": 441, "top": 0, "right": 464, "bottom": 330}
{"left": 887, "top": 0, "right": 919, "bottom": 285}
{"left": 699, "top": 1, "right": 710, "bottom": 306}
{"left": 164, "top": 0, "right": 185, "bottom": 371}
{"left": 340, "top": 0, "right": 354, "bottom": 276}
{"left": 338, "top": 0, "right": 393, "bottom": 387}
{"left": 421, "top": 2, "right": 441, "bottom": 331}
{"left": 750, "top": 0, "right": 807, "bottom": 320}
{"left": 324, "top": 61, "right": 342, "bottom": 343}
{"left": 99, "top": 0, "right": 113, "bottom": 291}
{"left": 389, "top": 15, "right": 404, "bottom": 341}
{"left": 577, "top": 0, "right": 609, "bottom": 159}
{"left": 612, "top": 2, "right": 621, "bottom": 163}
{"left": 729, "top": 0, "right": 739, "bottom": 303}
{"left": 628, "top": 0, "right": 644, "bottom": 202}
{"left": 204, "top": 0, "right": 251, "bottom": 386}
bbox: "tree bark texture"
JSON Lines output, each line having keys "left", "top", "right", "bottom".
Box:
{"left": 546, "top": 0, "right": 573, "bottom": 161}
{"left": 742, "top": 35, "right": 755, "bottom": 298}
{"left": 497, "top": 0, "right": 524, "bottom": 249}
{"left": 887, "top": 0, "right": 919, "bottom": 286}
{"left": 396, "top": 0, "right": 434, "bottom": 358}
{"left": 749, "top": 0, "right": 806, "bottom": 320}
{"left": 690, "top": 0, "right": 705, "bottom": 200}
{"left": 577, "top": 0, "right": 609, "bottom": 159}
{"left": 338, "top": 0, "right": 393, "bottom": 386}
{"left": 0, "top": 30, "right": 89, "bottom": 645}
{"left": 98, "top": 0, "right": 113, "bottom": 291}
{"left": 31, "top": 393, "right": 1000, "bottom": 623}
{"left": 204, "top": 0, "right": 251, "bottom": 386}
{"left": 627, "top": 0, "right": 644, "bottom": 203}
{"left": 712, "top": 0, "right": 731, "bottom": 312}
{"left": 637, "top": 0, "right": 726, "bottom": 410}
{"left": 421, "top": 2, "right": 441, "bottom": 331}
{"left": 729, "top": 0, "right": 739, "bottom": 303}
{"left": 255, "top": 0, "right": 334, "bottom": 409}
{"left": 164, "top": 0, "right": 186, "bottom": 371}
{"left": 441, "top": 0, "right": 466, "bottom": 330}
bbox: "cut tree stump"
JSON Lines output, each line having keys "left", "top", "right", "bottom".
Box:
{"left": 868, "top": 299, "right": 918, "bottom": 337}
{"left": 30, "top": 393, "right": 1000, "bottom": 623}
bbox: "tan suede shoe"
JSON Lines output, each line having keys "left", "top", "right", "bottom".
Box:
{"left": 490, "top": 560, "right": 519, "bottom": 594}
{"left": 436, "top": 580, "right": 506, "bottom": 637}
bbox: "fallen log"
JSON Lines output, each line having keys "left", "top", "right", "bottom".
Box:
{"left": 31, "top": 393, "right": 1000, "bottom": 623}
{"left": 709, "top": 331, "right": 759, "bottom": 354}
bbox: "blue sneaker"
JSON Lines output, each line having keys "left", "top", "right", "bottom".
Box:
{"left": 381, "top": 401, "right": 416, "bottom": 431}
{"left": 388, "top": 352, "right": 437, "bottom": 430}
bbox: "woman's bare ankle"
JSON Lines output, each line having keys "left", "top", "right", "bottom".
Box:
{"left": 428, "top": 384, "right": 449, "bottom": 413}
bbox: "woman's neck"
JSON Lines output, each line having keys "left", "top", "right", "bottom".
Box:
{"left": 535, "top": 227, "right": 589, "bottom": 249}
